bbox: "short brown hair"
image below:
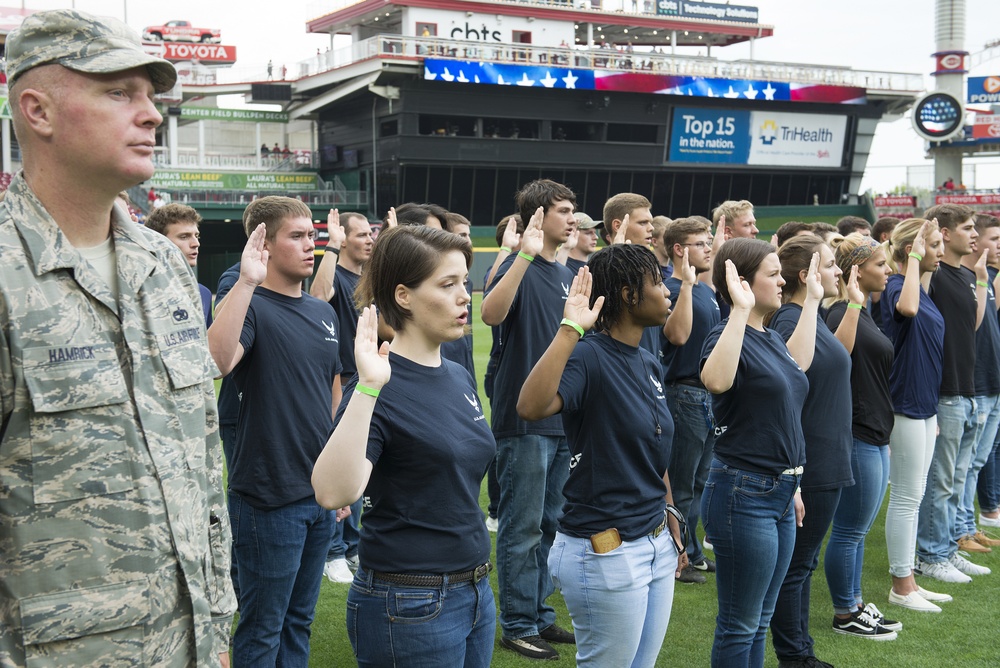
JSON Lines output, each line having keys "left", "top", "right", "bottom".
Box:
{"left": 603, "top": 193, "right": 651, "bottom": 230}
{"left": 651, "top": 215, "right": 672, "bottom": 244}
{"left": 712, "top": 238, "right": 774, "bottom": 306}
{"left": 774, "top": 221, "right": 814, "bottom": 248}
{"left": 872, "top": 216, "right": 899, "bottom": 242}
{"left": 516, "top": 179, "right": 576, "bottom": 227}
{"left": 836, "top": 215, "right": 871, "bottom": 236}
{"left": 146, "top": 203, "right": 202, "bottom": 235}
{"left": 355, "top": 225, "right": 473, "bottom": 331}
{"left": 445, "top": 211, "right": 471, "bottom": 231}
{"left": 339, "top": 211, "right": 367, "bottom": 235}
{"left": 712, "top": 200, "right": 753, "bottom": 226}
{"left": 777, "top": 234, "right": 826, "bottom": 299}
{"left": 924, "top": 203, "right": 975, "bottom": 231}
{"left": 242, "top": 196, "right": 312, "bottom": 240}
{"left": 975, "top": 213, "right": 1000, "bottom": 233}
{"left": 663, "top": 217, "right": 711, "bottom": 261}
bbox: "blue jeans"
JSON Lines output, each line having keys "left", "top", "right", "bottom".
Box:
{"left": 701, "top": 459, "right": 798, "bottom": 668}
{"left": 917, "top": 396, "right": 980, "bottom": 564}
{"left": 327, "top": 498, "right": 362, "bottom": 560}
{"left": 549, "top": 529, "right": 677, "bottom": 667}
{"left": 771, "top": 488, "right": 841, "bottom": 662}
{"left": 220, "top": 423, "right": 239, "bottom": 601}
{"left": 978, "top": 432, "right": 1000, "bottom": 513}
{"left": 960, "top": 395, "right": 1000, "bottom": 535}
{"left": 665, "top": 384, "right": 715, "bottom": 563}
{"left": 496, "top": 434, "right": 570, "bottom": 639}
{"left": 229, "top": 492, "right": 333, "bottom": 667}
{"left": 346, "top": 567, "right": 495, "bottom": 667}
{"left": 825, "top": 440, "right": 890, "bottom": 613}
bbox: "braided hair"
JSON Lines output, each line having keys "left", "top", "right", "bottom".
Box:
{"left": 587, "top": 244, "right": 662, "bottom": 332}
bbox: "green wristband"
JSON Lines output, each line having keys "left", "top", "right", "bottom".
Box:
{"left": 847, "top": 303, "right": 863, "bottom": 310}
{"left": 977, "top": 280, "right": 989, "bottom": 288}
{"left": 518, "top": 251, "right": 535, "bottom": 263}
{"left": 560, "top": 318, "right": 585, "bottom": 338}
{"left": 908, "top": 251, "right": 923, "bottom": 262}
{"left": 355, "top": 384, "right": 380, "bottom": 398}
{"left": 500, "top": 246, "right": 512, "bottom": 253}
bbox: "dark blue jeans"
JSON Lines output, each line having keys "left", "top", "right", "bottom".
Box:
{"left": 770, "top": 487, "right": 842, "bottom": 662}
{"left": 229, "top": 492, "right": 334, "bottom": 667}
{"left": 665, "top": 384, "right": 715, "bottom": 562}
{"left": 825, "top": 440, "right": 889, "bottom": 613}
{"left": 347, "top": 567, "right": 496, "bottom": 667}
{"left": 327, "top": 498, "right": 362, "bottom": 560}
{"left": 702, "top": 460, "right": 798, "bottom": 668}
{"left": 979, "top": 434, "right": 1000, "bottom": 513}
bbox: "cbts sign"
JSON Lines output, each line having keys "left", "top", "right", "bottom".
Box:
{"left": 656, "top": 0, "right": 759, "bottom": 23}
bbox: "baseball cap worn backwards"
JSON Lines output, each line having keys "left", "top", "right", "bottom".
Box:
{"left": 5, "top": 9, "right": 177, "bottom": 93}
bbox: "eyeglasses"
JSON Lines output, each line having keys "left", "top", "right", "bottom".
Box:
{"left": 680, "top": 242, "right": 711, "bottom": 250}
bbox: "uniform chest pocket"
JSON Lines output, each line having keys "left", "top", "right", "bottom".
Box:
{"left": 155, "top": 327, "right": 213, "bottom": 470}
{"left": 23, "top": 344, "right": 134, "bottom": 505}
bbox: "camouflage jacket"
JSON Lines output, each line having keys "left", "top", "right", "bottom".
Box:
{"left": 0, "top": 173, "right": 236, "bottom": 666}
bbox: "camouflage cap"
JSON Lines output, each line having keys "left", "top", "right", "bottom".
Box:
{"left": 574, "top": 212, "right": 600, "bottom": 230}
{"left": 5, "top": 9, "right": 177, "bottom": 93}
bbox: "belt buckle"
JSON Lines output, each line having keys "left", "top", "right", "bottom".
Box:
{"left": 652, "top": 518, "right": 665, "bottom": 538}
{"left": 472, "top": 562, "right": 491, "bottom": 582}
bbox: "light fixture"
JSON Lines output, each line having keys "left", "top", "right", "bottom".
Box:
{"left": 574, "top": 23, "right": 578, "bottom": 29}
{"left": 652, "top": 30, "right": 657, "bottom": 35}
{"left": 527, "top": 16, "right": 535, "bottom": 22}
{"left": 384, "top": 12, "right": 389, "bottom": 15}
{"left": 697, "top": 35, "right": 702, "bottom": 39}
{"left": 467, "top": 10, "right": 473, "bottom": 16}
{"left": 624, "top": 28, "right": 628, "bottom": 33}
{"left": 374, "top": 16, "right": 378, "bottom": 20}
{"left": 684, "top": 30, "right": 689, "bottom": 35}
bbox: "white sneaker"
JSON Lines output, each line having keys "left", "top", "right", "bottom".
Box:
{"left": 485, "top": 516, "right": 498, "bottom": 532}
{"left": 916, "top": 586, "right": 953, "bottom": 603}
{"left": 703, "top": 538, "right": 714, "bottom": 552}
{"left": 324, "top": 558, "right": 354, "bottom": 583}
{"left": 950, "top": 553, "right": 991, "bottom": 576}
{"left": 979, "top": 513, "right": 1000, "bottom": 528}
{"left": 888, "top": 589, "right": 941, "bottom": 613}
{"left": 346, "top": 553, "right": 360, "bottom": 573}
{"left": 915, "top": 558, "right": 972, "bottom": 584}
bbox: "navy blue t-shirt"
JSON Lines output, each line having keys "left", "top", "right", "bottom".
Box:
{"left": 487, "top": 254, "right": 574, "bottom": 438}
{"left": 231, "top": 288, "right": 342, "bottom": 509}
{"left": 770, "top": 304, "right": 854, "bottom": 491}
{"left": 827, "top": 302, "right": 895, "bottom": 446}
{"left": 929, "top": 263, "right": 977, "bottom": 397}
{"left": 565, "top": 256, "right": 587, "bottom": 275}
{"left": 881, "top": 273, "right": 944, "bottom": 419}
{"left": 337, "top": 354, "right": 494, "bottom": 573}
{"left": 441, "top": 276, "right": 477, "bottom": 390}
{"left": 199, "top": 283, "right": 213, "bottom": 329}
{"left": 701, "top": 323, "right": 808, "bottom": 475}
{"left": 557, "top": 333, "right": 673, "bottom": 540}
{"left": 215, "top": 262, "right": 241, "bottom": 426}
{"left": 329, "top": 267, "right": 361, "bottom": 380}
{"left": 975, "top": 266, "right": 1000, "bottom": 397}
{"left": 661, "top": 278, "right": 721, "bottom": 382}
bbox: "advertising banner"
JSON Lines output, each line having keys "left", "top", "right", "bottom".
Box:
{"left": 934, "top": 194, "right": 1000, "bottom": 206}
{"left": 162, "top": 42, "right": 237, "bottom": 64}
{"left": 669, "top": 108, "right": 847, "bottom": 167}
{"left": 149, "top": 171, "right": 319, "bottom": 191}
{"left": 747, "top": 111, "right": 846, "bottom": 167}
{"left": 972, "top": 114, "right": 1000, "bottom": 140}
{"left": 655, "top": 0, "right": 759, "bottom": 23}
{"left": 968, "top": 76, "right": 1000, "bottom": 104}
{"left": 874, "top": 196, "right": 917, "bottom": 208}
{"left": 179, "top": 108, "right": 289, "bottom": 123}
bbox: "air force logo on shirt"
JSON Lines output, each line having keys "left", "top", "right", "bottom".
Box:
{"left": 465, "top": 393, "right": 486, "bottom": 421}
{"left": 561, "top": 282, "right": 570, "bottom": 300}
{"left": 321, "top": 320, "right": 338, "bottom": 343}
{"left": 650, "top": 374, "right": 665, "bottom": 400}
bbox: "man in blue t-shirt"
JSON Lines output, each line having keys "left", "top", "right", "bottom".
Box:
{"left": 916, "top": 203, "right": 991, "bottom": 583}
{"left": 660, "top": 217, "right": 721, "bottom": 583}
{"left": 482, "top": 179, "right": 577, "bottom": 661}
{"left": 309, "top": 209, "right": 369, "bottom": 583}
{"left": 208, "top": 197, "right": 344, "bottom": 665}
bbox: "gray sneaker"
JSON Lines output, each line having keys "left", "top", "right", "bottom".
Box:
{"left": 676, "top": 564, "right": 707, "bottom": 584}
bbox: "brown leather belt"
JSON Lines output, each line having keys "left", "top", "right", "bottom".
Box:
{"left": 371, "top": 562, "right": 492, "bottom": 587}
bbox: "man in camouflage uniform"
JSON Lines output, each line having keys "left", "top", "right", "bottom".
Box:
{"left": 0, "top": 10, "right": 236, "bottom": 667}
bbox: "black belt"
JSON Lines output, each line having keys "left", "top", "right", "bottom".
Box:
{"left": 371, "top": 562, "right": 492, "bottom": 587}
{"left": 671, "top": 377, "right": 704, "bottom": 389}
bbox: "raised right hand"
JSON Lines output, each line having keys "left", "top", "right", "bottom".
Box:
{"left": 355, "top": 306, "right": 391, "bottom": 390}
{"left": 240, "top": 223, "right": 268, "bottom": 286}
{"left": 911, "top": 218, "right": 936, "bottom": 258}
{"left": 520, "top": 207, "right": 545, "bottom": 258}
{"left": 327, "top": 209, "right": 346, "bottom": 249}
{"left": 563, "top": 267, "right": 604, "bottom": 331}
{"left": 725, "top": 259, "right": 754, "bottom": 311}
{"left": 501, "top": 215, "right": 521, "bottom": 251}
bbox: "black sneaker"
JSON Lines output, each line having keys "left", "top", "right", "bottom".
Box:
{"left": 861, "top": 602, "right": 902, "bottom": 632}
{"left": 676, "top": 564, "right": 707, "bottom": 584}
{"left": 539, "top": 624, "right": 575, "bottom": 644}
{"left": 778, "top": 657, "right": 834, "bottom": 668}
{"left": 832, "top": 610, "right": 898, "bottom": 641}
{"left": 691, "top": 557, "right": 716, "bottom": 573}
{"left": 500, "top": 635, "right": 559, "bottom": 660}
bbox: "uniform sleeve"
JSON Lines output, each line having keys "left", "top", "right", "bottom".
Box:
{"left": 204, "top": 377, "right": 237, "bottom": 651}
{"left": 237, "top": 301, "right": 257, "bottom": 358}
{"left": 825, "top": 302, "right": 847, "bottom": 332}
{"left": 0, "top": 315, "right": 11, "bottom": 424}
{"left": 216, "top": 267, "right": 239, "bottom": 303}
{"left": 484, "top": 254, "right": 516, "bottom": 296}
{"left": 882, "top": 277, "right": 906, "bottom": 324}
{"left": 768, "top": 306, "right": 799, "bottom": 342}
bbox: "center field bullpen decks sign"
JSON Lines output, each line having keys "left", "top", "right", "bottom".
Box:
{"left": 669, "top": 108, "right": 847, "bottom": 167}
{"left": 148, "top": 171, "right": 319, "bottom": 191}
{"left": 178, "top": 108, "right": 289, "bottom": 123}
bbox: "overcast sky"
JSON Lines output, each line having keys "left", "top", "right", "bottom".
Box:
{"left": 18, "top": 0, "right": 1000, "bottom": 192}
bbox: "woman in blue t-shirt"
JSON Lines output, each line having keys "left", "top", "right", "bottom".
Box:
{"left": 700, "top": 238, "right": 820, "bottom": 668}
{"left": 880, "top": 218, "right": 951, "bottom": 612}
{"left": 517, "top": 244, "right": 685, "bottom": 667}
{"left": 312, "top": 226, "right": 497, "bottom": 667}
{"left": 822, "top": 234, "right": 903, "bottom": 633}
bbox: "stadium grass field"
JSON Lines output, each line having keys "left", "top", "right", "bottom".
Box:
{"left": 236, "top": 292, "right": 999, "bottom": 667}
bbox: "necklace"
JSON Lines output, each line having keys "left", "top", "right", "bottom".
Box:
{"left": 609, "top": 333, "right": 663, "bottom": 437}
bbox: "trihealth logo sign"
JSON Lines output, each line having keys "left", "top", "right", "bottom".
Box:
{"left": 968, "top": 76, "right": 1000, "bottom": 104}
